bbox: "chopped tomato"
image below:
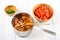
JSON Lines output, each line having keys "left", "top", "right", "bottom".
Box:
{"left": 34, "top": 4, "right": 53, "bottom": 20}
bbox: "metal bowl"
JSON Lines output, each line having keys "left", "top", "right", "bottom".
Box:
{"left": 11, "top": 12, "right": 34, "bottom": 37}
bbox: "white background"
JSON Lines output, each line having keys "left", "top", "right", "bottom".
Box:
{"left": 0, "top": 0, "right": 60, "bottom": 40}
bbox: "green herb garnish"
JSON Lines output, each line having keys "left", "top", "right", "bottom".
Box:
{"left": 7, "top": 10, "right": 15, "bottom": 14}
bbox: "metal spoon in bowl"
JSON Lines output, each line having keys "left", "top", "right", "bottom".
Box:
{"left": 25, "top": 22, "right": 56, "bottom": 36}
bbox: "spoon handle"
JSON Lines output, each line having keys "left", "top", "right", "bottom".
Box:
{"left": 42, "top": 28, "right": 56, "bottom": 36}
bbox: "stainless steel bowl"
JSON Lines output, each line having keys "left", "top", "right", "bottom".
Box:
{"left": 11, "top": 12, "right": 34, "bottom": 37}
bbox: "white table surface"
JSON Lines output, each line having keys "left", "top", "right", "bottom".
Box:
{"left": 0, "top": 0, "right": 60, "bottom": 40}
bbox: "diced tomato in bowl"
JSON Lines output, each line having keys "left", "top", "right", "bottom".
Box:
{"left": 33, "top": 4, "right": 54, "bottom": 22}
